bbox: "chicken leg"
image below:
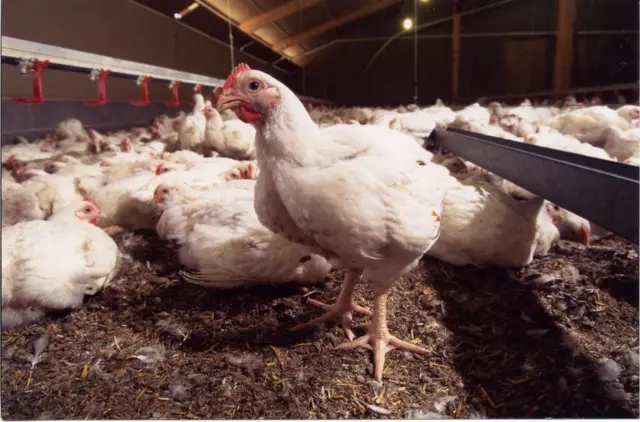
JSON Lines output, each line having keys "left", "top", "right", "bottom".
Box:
{"left": 292, "top": 269, "right": 371, "bottom": 340}
{"left": 337, "top": 291, "right": 429, "bottom": 381}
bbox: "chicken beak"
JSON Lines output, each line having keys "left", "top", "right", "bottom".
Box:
{"left": 217, "top": 94, "right": 245, "bottom": 112}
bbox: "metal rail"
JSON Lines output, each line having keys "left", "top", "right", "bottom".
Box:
{"left": 2, "top": 36, "right": 224, "bottom": 87}
{"left": 428, "top": 128, "right": 639, "bottom": 244}
{"left": 1, "top": 36, "right": 331, "bottom": 105}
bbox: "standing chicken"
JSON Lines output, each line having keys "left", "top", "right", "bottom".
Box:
{"left": 203, "top": 103, "right": 256, "bottom": 160}
{"left": 217, "top": 63, "right": 453, "bottom": 380}
{"left": 178, "top": 94, "right": 208, "bottom": 153}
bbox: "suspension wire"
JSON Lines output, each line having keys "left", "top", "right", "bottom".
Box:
{"left": 298, "top": 0, "right": 306, "bottom": 94}
{"left": 413, "top": 0, "right": 419, "bottom": 105}
{"left": 227, "top": 0, "right": 235, "bottom": 69}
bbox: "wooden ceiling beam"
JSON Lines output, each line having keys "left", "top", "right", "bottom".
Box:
{"left": 240, "top": 0, "right": 324, "bottom": 33}
{"left": 553, "top": 0, "right": 577, "bottom": 90}
{"left": 272, "top": 0, "right": 403, "bottom": 51}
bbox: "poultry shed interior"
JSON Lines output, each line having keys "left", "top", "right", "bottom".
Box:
{"left": 1, "top": 0, "right": 639, "bottom": 419}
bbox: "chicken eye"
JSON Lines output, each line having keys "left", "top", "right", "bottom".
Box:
{"left": 247, "top": 80, "right": 261, "bottom": 92}
{"left": 84, "top": 206, "right": 93, "bottom": 213}
{"left": 161, "top": 188, "right": 169, "bottom": 195}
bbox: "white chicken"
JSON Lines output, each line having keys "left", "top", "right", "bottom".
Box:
{"left": 426, "top": 180, "right": 588, "bottom": 268}
{"left": 161, "top": 150, "right": 206, "bottom": 167}
{"left": 450, "top": 115, "right": 524, "bottom": 142}
{"left": 203, "top": 104, "right": 256, "bottom": 160}
{"left": 55, "top": 118, "right": 87, "bottom": 140}
{"left": 217, "top": 63, "right": 456, "bottom": 381}
{"left": 601, "top": 126, "right": 640, "bottom": 161}
{"left": 373, "top": 110, "right": 441, "bottom": 146}
{"left": 153, "top": 182, "right": 331, "bottom": 288}
{"left": 454, "top": 102, "right": 492, "bottom": 125}
{"left": 546, "top": 106, "right": 630, "bottom": 145}
{"left": 19, "top": 169, "right": 84, "bottom": 217}
{"left": 2, "top": 180, "right": 46, "bottom": 227}
{"left": 89, "top": 171, "right": 157, "bottom": 229}
{"left": 616, "top": 105, "right": 640, "bottom": 123}
{"left": 525, "top": 132, "right": 614, "bottom": 160}
{"left": 2, "top": 199, "right": 120, "bottom": 329}
{"left": 178, "top": 93, "right": 207, "bottom": 153}
{"left": 545, "top": 202, "right": 598, "bottom": 244}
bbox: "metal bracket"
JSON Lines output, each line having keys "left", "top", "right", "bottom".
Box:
{"left": 165, "top": 80, "right": 181, "bottom": 106}
{"left": 131, "top": 75, "right": 151, "bottom": 106}
{"left": 428, "top": 128, "right": 639, "bottom": 244}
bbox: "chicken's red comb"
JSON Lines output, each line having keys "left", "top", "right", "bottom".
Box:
{"left": 223, "top": 63, "right": 251, "bottom": 90}
{"left": 83, "top": 196, "right": 100, "bottom": 208}
{"left": 155, "top": 163, "right": 166, "bottom": 175}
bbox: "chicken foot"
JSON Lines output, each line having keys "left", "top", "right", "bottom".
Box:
{"left": 337, "top": 291, "right": 429, "bottom": 381}
{"left": 292, "top": 269, "right": 371, "bottom": 340}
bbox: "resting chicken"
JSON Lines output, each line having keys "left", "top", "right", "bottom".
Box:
{"left": 153, "top": 181, "right": 332, "bottom": 288}
{"left": 2, "top": 199, "right": 120, "bottom": 329}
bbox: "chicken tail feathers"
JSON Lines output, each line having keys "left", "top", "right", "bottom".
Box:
{"left": 178, "top": 268, "right": 254, "bottom": 289}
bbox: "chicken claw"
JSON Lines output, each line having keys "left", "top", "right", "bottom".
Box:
{"left": 292, "top": 269, "right": 371, "bottom": 340}
{"left": 336, "top": 292, "right": 429, "bottom": 381}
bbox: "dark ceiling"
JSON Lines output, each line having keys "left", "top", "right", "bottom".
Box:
{"left": 130, "top": 0, "right": 464, "bottom": 71}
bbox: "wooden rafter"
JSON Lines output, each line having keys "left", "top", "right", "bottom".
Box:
{"left": 272, "top": 0, "right": 404, "bottom": 51}
{"left": 198, "top": 0, "right": 304, "bottom": 66}
{"left": 553, "top": 0, "right": 577, "bottom": 90}
{"left": 240, "top": 0, "right": 324, "bottom": 33}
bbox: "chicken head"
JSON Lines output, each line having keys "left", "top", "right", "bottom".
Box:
{"left": 222, "top": 162, "right": 259, "bottom": 181}
{"left": 546, "top": 203, "right": 590, "bottom": 245}
{"left": 216, "top": 63, "right": 281, "bottom": 124}
{"left": 155, "top": 163, "right": 175, "bottom": 175}
{"left": 152, "top": 184, "right": 179, "bottom": 205}
{"left": 120, "top": 137, "right": 133, "bottom": 152}
{"left": 75, "top": 198, "right": 104, "bottom": 225}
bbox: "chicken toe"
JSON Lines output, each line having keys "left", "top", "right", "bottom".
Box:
{"left": 336, "top": 292, "right": 429, "bottom": 381}
{"left": 292, "top": 269, "right": 370, "bottom": 340}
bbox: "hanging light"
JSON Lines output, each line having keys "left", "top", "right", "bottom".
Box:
{"left": 402, "top": 17, "right": 413, "bottom": 30}
{"left": 420, "top": 0, "right": 429, "bottom": 3}
{"left": 174, "top": 2, "right": 199, "bottom": 20}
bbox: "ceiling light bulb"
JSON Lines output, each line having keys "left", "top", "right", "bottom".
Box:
{"left": 174, "top": 13, "right": 182, "bottom": 19}
{"left": 420, "top": 0, "right": 429, "bottom": 3}
{"left": 402, "top": 17, "right": 413, "bottom": 30}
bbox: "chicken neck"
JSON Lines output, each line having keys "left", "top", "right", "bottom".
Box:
{"left": 257, "top": 93, "right": 354, "bottom": 168}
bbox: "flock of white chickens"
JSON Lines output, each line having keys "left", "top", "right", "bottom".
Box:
{"left": 2, "top": 63, "right": 638, "bottom": 382}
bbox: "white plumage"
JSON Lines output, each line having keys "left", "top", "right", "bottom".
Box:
{"left": 217, "top": 65, "right": 454, "bottom": 381}
{"left": 1, "top": 58, "right": 629, "bottom": 391}
{"left": 154, "top": 181, "right": 331, "bottom": 288}
{"left": 2, "top": 199, "right": 120, "bottom": 329}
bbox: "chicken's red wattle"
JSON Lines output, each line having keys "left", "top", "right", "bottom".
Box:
{"left": 239, "top": 106, "right": 262, "bottom": 123}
